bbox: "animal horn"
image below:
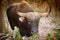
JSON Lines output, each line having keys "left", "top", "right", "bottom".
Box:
{"left": 17, "top": 12, "right": 27, "bottom": 17}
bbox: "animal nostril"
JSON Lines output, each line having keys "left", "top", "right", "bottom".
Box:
{"left": 31, "top": 29, "right": 38, "bottom": 34}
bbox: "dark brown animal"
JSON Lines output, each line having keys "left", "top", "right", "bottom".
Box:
{"left": 6, "top": 1, "right": 33, "bottom": 37}
{"left": 17, "top": 12, "right": 48, "bottom": 34}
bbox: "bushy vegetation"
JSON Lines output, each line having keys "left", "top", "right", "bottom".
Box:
{"left": 12, "top": 30, "right": 22, "bottom": 40}
{"left": 4, "top": 27, "right": 60, "bottom": 40}
{"left": 3, "top": 29, "right": 22, "bottom": 40}
{"left": 53, "top": 28, "right": 60, "bottom": 40}
{"left": 46, "top": 28, "right": 60, "bottom": 40}
{"left": 3, "top": 29, "right": 39, "bottom": 40}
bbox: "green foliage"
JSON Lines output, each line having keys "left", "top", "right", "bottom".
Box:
{"left": 29, "top": 34, "right": 39, "bottom": 40}
{"left": 53, "top": 27, "right": 58, "bottom": 33}
{"left": 47, "top": 33, "right": 51, "bottom": 40}
{"left": 46, "top": 28, "right": 60, "bottom": 40}
{"left": 13, "top": 31, "right": 22, "bottom": 40}
{"left": 4, "top": 29, "right": 11, "bottom": 34}
{"left": 53, "top": 28, "right": 60, "bottom": 40}
{"left": 12, "top": 28, "right": 22, "bottom": 40}
{"left": 53, "top": 17, "right": 58, "bottom": 23}
{"left": 4, "top": 29, "right": 22, "bottom": 40}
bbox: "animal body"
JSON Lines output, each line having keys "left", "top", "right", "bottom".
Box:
{"left": 6, "top": 1, "right": 33, "bottom": 37}
{"left": 6, "top": 1, "right": 49, "bottom": 40}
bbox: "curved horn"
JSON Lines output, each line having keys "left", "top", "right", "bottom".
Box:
{"left": 17, "top": 12, "right": 27, "bottom": 17}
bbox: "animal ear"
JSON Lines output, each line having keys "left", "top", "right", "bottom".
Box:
{"left": 19, "top": 17, "right": 25, "bottom": 22}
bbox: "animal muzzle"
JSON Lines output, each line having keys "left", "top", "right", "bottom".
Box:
{"left": 31, "top": 22, "right": 38, "bottom": 34}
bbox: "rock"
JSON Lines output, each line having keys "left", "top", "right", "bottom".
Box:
{"left": 38, "top": 17, "right": 56, "bottom": 40}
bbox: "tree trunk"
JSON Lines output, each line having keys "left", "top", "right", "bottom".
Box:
{"left": 0, "top": 0, "right": 6, "bottom": 33}
{"left": 0, "top": 5, "right": 4, "bottom": 33}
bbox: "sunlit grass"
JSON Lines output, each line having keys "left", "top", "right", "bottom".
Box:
{"left": 12, "top": 30, "right": 22, "bottom": 40}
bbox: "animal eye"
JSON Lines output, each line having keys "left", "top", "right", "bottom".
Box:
{"left": 28, "top": 22, "right": 31, "bottom": 24}
{"left": 19, "top": 17, "right": 25, "bottom": 22}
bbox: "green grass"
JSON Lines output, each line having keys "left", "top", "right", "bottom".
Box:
{"left": 53, "top": 28, "right": 60, "bottom": 40}
{"left": 4, "top": 29, "right": 22, "bottom": 40}
{"left": 47, "top": 33, "right": 51, "bottom": 40}
{"left": 4, "top": 29, "right": 11, "bottom": 34}
{"left": 12, "top": 30, "right": 22, "bottom": 40}
{"left": 4, "top": 27, "right": 60, "bottom": 40}
{"left": 46, "top": 28, "right": 60, "bottom": 40}
{"left": 3, "top": 29, "right": 39, "bottom": 40}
